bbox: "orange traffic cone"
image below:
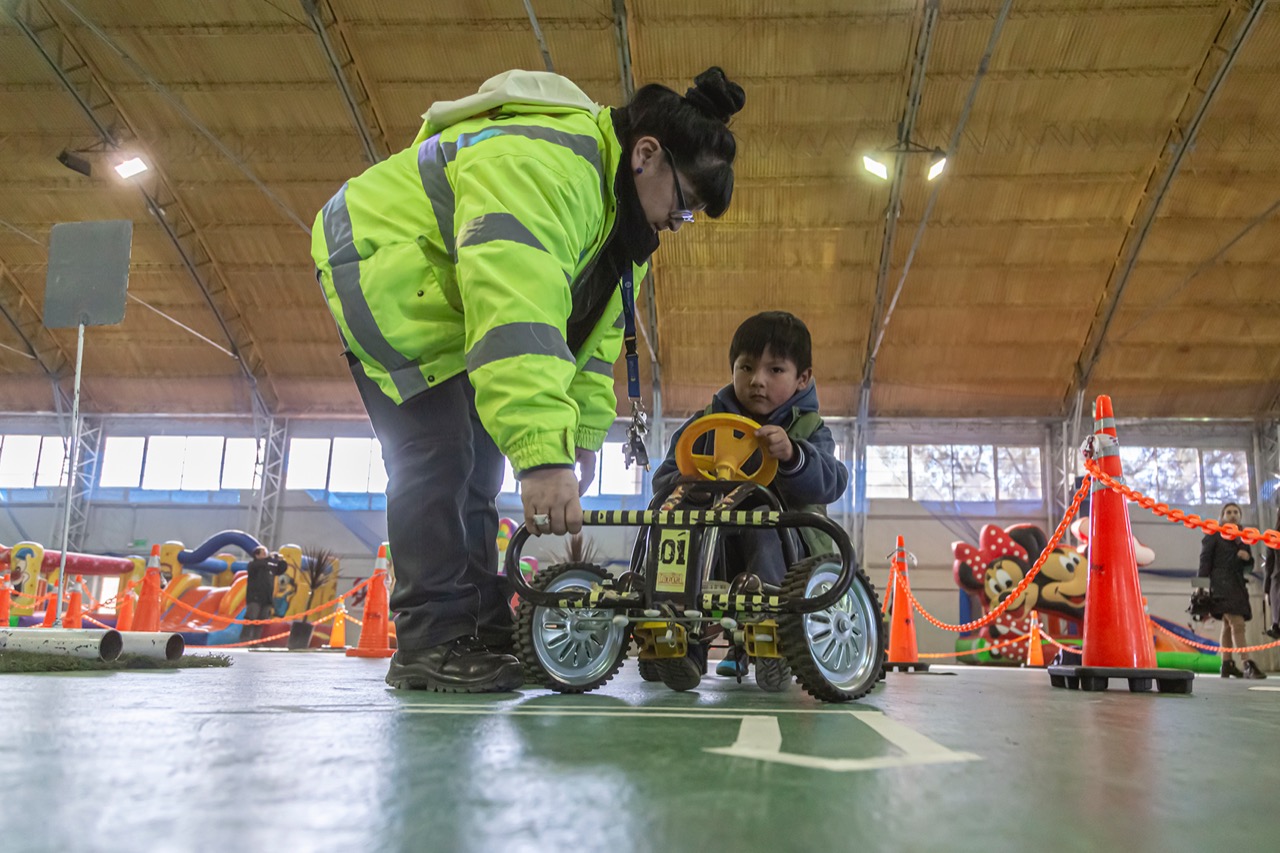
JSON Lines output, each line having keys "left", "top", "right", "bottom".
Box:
{"left": 886, "top": 536, "right": 928, "bottom": 673}
{"left": 40, "top": 592, "right": 57, "bottom": 627}
{"left": 347, "top": 544, "right": 394, "bottom": 659}
{"left": 0, "top": 586, "right": 11, "bottom": 626}
{"left": 1047, "top": 396, "right": 1194, "bottom": 694}
{"left": 131, "top": 545, "right": 164, "bottom": 633}
{"left": 1026, "top": 611, "right": 1045, "bottom": 668}
{"left": 116, "top": 584, "right": 136, "bottom": 632}
{"left": 64, "top": 590, "right": 83, "bottom": 629}
{"left": 328, "top": 604, "right": 347, "bottom": 649}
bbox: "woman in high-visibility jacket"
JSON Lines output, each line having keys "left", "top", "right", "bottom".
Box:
{"left": 312, "top": 67, "right": 744, "bottom": 692}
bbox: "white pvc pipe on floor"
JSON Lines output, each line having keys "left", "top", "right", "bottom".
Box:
{"left": 117, "top": 631, "right": 185, "bottom": 661}
{"left": 0, "top": 628, "right": 123, "bottom": 661}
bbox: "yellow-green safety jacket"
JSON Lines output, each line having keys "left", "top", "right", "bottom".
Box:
{"left": 311, "top": 71, "right": 649, "bottom": 473}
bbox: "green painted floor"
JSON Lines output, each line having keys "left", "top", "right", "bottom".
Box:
{"left": 2, "top": 652, "right": 1276, "bottom": 853}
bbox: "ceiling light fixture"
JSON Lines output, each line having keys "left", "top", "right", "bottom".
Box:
{"left": 927, "top": 150, "right": 947, "bottom": 181}
{"left": 862, "top": 154, "right": 890, "bottom": 181}
{"left": 864, "top": 140, "right": 949, "bottom": 183}
{"left": 114, "top": 157, "right": 148, "bottom": 179}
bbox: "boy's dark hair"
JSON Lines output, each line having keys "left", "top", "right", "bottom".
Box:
{"left": 730, "top": 311, "right": 812, "bottom": 373}
{"left": 618, "top": 67, "right": 745, "bottom": 218}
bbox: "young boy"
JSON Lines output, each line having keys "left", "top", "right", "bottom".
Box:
{"left": 652, "top": 311, "right": 848, "bottom": 674}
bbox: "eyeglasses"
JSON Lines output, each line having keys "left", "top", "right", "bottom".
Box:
{"left": 662, "top": 148, "right": 696, "bottom": 224}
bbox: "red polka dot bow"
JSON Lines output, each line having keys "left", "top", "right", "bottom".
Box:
{"left": 952, "top": 524, "right": 1029, "bottom": 574}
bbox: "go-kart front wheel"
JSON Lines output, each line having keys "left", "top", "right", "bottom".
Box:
{"left": 779, "top": 554, "right": 885, "bottom": 702}
{"left": 514, "top": 562, "right": 628, "bottom": 693}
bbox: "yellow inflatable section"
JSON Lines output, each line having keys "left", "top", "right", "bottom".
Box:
{"left": 220, "top": 574, "right": 248, "bottom": 621}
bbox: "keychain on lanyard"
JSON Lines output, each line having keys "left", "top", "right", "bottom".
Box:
{"left": 620, "top": 269, "right": 649, "bottom": 470}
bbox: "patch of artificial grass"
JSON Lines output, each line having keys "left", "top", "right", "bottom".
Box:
{"left": 0, "top": 651, "right": 233, "bottom": 673}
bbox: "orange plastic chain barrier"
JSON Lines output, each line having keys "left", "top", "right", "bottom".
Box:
{"left": 158, "top": 575, "right": 374, "bottom": 626}
{"left": 1039, "top": 630, "right": 1079, "bottom": 653}
{"left": 881, "top": 560, "right": 897, "bottom": 616}
{"left": 1042, "top": 622, "right": 1279, "bottom": 656}
{"left": 1084, "top": 458, "right": 1280, "bottom": 548}
{"left": 206, "top": 630, "right": 293, "bottom": 649}
{"left": 901, "top": 476, "right": 1092, "bottom": 633}
{"left": 916, "top": 633, "right": 1031, "bottom": 659}
{"left": 1149, "top": 619, "right": 1280, "bottom": 655}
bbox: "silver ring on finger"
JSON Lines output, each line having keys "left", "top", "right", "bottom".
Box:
{"left": 532, "top": 513, "right": 551, "bottom": 531}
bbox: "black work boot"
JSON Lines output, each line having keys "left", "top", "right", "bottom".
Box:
{"left": 479, "top": 627, "right": 516, "bottom": 657}
{"left": 1221, "top": 659, "right": 1245, "bottom": 679}
{"left": 1242, "top": 660, "right": 1268, "bottom": 680}
{"left": 385, "top": 635, "right": 523, "bottom": 692}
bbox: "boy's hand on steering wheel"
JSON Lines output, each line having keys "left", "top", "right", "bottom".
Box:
{"left": 755, "top": 425, "right": 795, "bottom": 463}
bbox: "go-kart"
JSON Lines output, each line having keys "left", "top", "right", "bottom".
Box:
{"left": 505, "top": 413, "right": 886, "bottom": 702}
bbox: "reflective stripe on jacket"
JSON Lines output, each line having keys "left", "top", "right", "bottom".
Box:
{"left": 311, "top": 88, "right": 644, "bottom": 472}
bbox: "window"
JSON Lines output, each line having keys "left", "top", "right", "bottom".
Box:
{"left": 0, "top": 435, "right": 41, "bottom": 488}
{"left": 1156, "top": 447, "right": 1201, "bottom": 506}
{"left": 99, "top": 436, "right": 146, "bottom": 488}
{"left": 369, "top": 442, "right": 389, "bottom": 494}
{"left": 1203, "top": 449, "right": 1250, "bottom": 505}
{"left": 221, "top": 438, "right": 262, "bottom": 490}
{"left": 328, "top": 438, "right": 388, "bottom": 493}
{"left": 138, "top": 436, "right": 226, "bottom": 491}
{"left": 997, "top": 447, "right": 1042, "bottom": 501}
{"left": 910, "top": 445, "right": 952, "bottom": 501}
{"left": 1120, "top": 445, "right": 1243, "bottom": 506}
{"left": 183, "top": 437, "right": 225, "bottom": 491}
{"left": 140, "top": 436, "right": 184, "bottom": 490}
{"left": 35, "top": 436, "right": 68, "bottom": 488}
{"left": 597, "top": 442, "right": 642, "bottom": 495}
{"left": 910, "top": 445, "right": 995, "bottom": 502}
{"left": 866, "top": 446, "right": 909, "bottom": 499}
{"left": 329, "top": 437, "right": 376, "bottom": 492}
{"left": 1119, "top": 446, "right": 1160, "bottom": 500}
{"left": 285, "top": 438, "right": 331, "bottom": 490}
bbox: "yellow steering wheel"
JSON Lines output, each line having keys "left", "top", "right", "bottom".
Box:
{"left": 674, "top": 413, "right": 778, "bottom": 486}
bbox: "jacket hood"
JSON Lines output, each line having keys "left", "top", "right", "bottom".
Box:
{"left": 417, "top": 70, "right": 601, "bottom": 142}
{"left": 709, "top": 382, "right": 821, "bottom": 427}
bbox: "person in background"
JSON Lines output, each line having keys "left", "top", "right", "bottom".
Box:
{"left": 1199, "top": 502, "right": 1266, "bottom": 678}
{"left": 1263, "top": 504, "right": 1279, "bottom": 639}
{"left": 243, "top": 546, "right": 287, "bottom": 643}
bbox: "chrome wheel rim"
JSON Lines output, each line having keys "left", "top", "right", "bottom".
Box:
{"left": 532, "top": 571, "right": 627, "bottom": 686}
{"left": 801, "top": 562, "right": 878, "bottom": 691}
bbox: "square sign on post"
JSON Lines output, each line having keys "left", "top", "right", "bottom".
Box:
{"left": 44, "top": 220, "right": 132, "bottom": 328}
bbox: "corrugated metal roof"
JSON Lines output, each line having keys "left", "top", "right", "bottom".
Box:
{"left": 2, "top": 0, "right": 1277, "bottom": 418}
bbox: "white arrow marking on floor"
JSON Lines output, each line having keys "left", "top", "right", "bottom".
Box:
{"left": 399, "top": 704, "right": 980, "bottom": 773}
{"left": 703, "top": 711, "right": 981, "bottom": 772}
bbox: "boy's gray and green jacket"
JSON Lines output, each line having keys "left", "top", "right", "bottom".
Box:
{"left": 653, "top": 383, "right": 850, "bottom": 555}
{"left": 311, "top": 71, "right": 653, "bottom": 474}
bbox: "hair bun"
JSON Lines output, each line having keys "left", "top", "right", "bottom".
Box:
{"left": 684, "top": 67, "right": 745, "bottom": 124}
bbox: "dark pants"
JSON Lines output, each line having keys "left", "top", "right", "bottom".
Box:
{"left": 720, "top": 530, "right": 803, "bottom": 587}
{"left": 349, "top": 364, "right": 513, "bottom": 651}
{"left": 242, "top": 600, "right": 273, "bottom": 642}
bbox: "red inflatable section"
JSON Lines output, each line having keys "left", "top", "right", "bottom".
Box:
{"left": 0, "top": 548, "right": 134, "bottom": 577}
